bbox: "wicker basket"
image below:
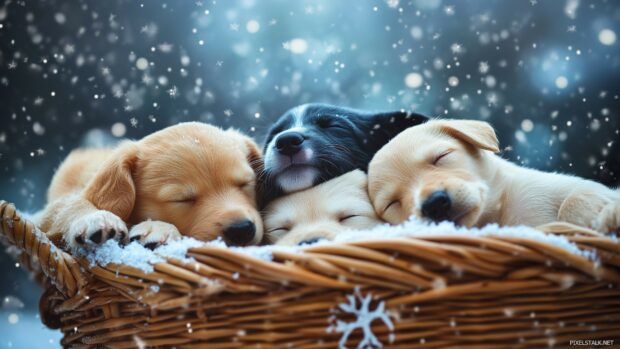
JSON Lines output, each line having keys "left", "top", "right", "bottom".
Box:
{"left": 1, "top": 200, "right": 620, "bottom": 348}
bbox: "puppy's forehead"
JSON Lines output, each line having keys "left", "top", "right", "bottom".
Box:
{"left": 290, "top": 104, "right": 309, "bottom": 126}
{"left": 138, "top": 126, "right": 250, "bottom": 175}
{"left": 266, "top": 172, "right": 368, "bottom": 219}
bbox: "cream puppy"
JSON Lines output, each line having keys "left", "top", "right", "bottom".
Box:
{"left": 264, "top": 170, "right": 383, "bottom": 246}
{"left": 368, "top": 119, "right": 620, "bottom": 233}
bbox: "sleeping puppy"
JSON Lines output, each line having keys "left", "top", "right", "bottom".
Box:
{"left": 258, "top": 103, "right": 428, "bottom": 207}
{"left": 368, "top": 119, "right": 620, "bottom": 233}
{"left": 264, "top": 170, "right": 383, "bottom": 246}
{"left": 37, "top": 122, "right": 264, "bottom": 252}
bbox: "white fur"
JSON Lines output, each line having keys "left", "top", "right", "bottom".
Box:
{"left": 277, "top": 166, "right": 320, "bottom": 193}
{"left": 369, "top": 119, "right": 620, "bottom": 233}
{"left": 291, "top": 104, "right": 309, "bottom": 127}
{"left": 264, "top": 126, "right": 308, "bottom": 172}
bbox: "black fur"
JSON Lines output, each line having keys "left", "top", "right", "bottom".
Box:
{"left": 257, "top": 103, "right": 428, "bottom": 207}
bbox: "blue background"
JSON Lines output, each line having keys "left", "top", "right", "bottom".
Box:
{"left": 0, "top": 0, "right": 619, "bottom": 347}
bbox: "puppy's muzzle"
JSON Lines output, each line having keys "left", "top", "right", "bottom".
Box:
{"left": 275, "top": 131, "right": 305, "bottom": 156}
{"left": 421, "top": 191, "right": 452, "bottom": 222}
{"left": 223, "top": 219, "right": 256, "bottom": 246}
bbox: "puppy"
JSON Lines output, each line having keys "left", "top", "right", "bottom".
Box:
{"left": 258, "top": 103, "right": 428, "bottom": 207}
{"left": 37, "top": 122, "right": 264, "bottom": 252}
{"left": 264, "top": 170, "right": 383, "bottom": 246}
{"left": 368, "top": 119, "right": 620, "bottom": 233}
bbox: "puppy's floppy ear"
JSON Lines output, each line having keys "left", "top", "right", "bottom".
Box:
{"left": 244, "top": 137, "right": 263, "bottom": 174}
{"left": 357, "top": 110, "right": 428, "bottom": 152}
{"left": 83, "top": 142, "right": 139, "bottom": 220}
{"left": 437, "top": 119, "right": 500, "bottom": 153}
{"left": 227, "top": 129, "right": 263, "bottom": 173}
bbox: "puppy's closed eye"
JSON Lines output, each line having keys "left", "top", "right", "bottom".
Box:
{"left": 315, "top": 115, "right": 333, "bottom": 128}
{"left": 170, "top": 196, "right": 196, "bottom": 204}
{"left": 268, "top": 226, "right": 290, "bottom": 234}
{"left": 432, "top": 149, "right": 454, "bottom": 166}
{"left": 237, "top": 180, "right": 255, "bottom": 189}
{"left": 338, "top": 214, "right": 359, "bottom": 222}
{"left": 160, "top": 185, "right": 197, "bottom": 205}
{"left": 315, "top": 115, "right": 347, "bottom": 130}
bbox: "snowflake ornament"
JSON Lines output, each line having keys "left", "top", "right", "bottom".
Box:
{"left": 331, "top": 293, "right": 395, "bottom": 349}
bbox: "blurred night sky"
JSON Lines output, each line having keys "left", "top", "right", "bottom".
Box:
{"left": 0, "top": 0, "right": 619, "bottom": 347}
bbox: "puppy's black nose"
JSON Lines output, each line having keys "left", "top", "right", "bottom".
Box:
{"left": 223, "top": 220, "right": 256, "bottom": 246}
{"left": 275, "top": 132, "right": 304, "bottom": 156}
{"left": 421, "top": 191, "right": 451, "bottom": 222}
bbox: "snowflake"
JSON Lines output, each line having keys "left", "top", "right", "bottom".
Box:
{"left": 140, "top": 23, "right": 158, "bottom": 37}
{"left": 158, "top": 43, "right": 173, "bottom": 53}
{"left": 479, "top": 61, "right": 490, "bottom": 74}
{"left": 167, "top": 85, "right": 178, "bottom": 98}
{"left": 142, "top": 74, "right": 153, "bottom": 85}
{"left": 330, "top": 293, "right": 394, "bottom": 349}
{"left": 450, "top": 43, "right": 463, "bottom": 54}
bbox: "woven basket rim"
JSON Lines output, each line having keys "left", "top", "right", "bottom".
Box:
{"left": 3, "top": 200, "right": 620, "bottom": 348}
{"left": 1, "top": 199, "right": 618, "bottom": 298}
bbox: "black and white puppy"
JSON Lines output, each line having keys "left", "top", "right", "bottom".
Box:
{"left": 258, "top": 103, "right": 428, "bottom": 207}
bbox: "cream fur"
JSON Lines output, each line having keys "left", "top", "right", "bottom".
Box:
{"left": 368, "top": 119, "right": 620, "bottom": 233}
{"left": 264, "top": 170, "right": 383, "bottom": 246}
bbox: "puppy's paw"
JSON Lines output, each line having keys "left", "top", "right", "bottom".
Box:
{"left": 129, "top": 220, "right": 182, "bottom": 249}
{"left": 595, "top": 201, "right": 620, "bottom": 234}
{"left": 67, "top": 210, "right": 128, "bottom": 251}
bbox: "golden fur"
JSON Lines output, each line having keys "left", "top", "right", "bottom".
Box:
{"left": 368, "top": 119, "right": 620, "bottom": 233}
{"left": 37, "top": 122, "right": 264, "bottom": 251}
{"left": 264, "top": 170, "right": 383, "bottom": 246}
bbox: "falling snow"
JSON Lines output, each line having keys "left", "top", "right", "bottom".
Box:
{"left": 0, "top": 0, "right": 619, "bottom": 345}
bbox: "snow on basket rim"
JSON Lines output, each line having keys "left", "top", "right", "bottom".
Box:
{"left": 82, "top": 218, "right": 597, "bottom": 273}
{"left": 83, "top": 237, "right": 275, "bottom": 273}
{"left": 328, "top": 217, "right": 599, "bottom": 260}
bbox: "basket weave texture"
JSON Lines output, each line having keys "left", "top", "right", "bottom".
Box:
{"left": 1, "top": 200, "right": 620, "bottom": 348}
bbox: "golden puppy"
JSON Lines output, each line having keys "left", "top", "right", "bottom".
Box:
{"left": 264, "top": 170, "right": 383, "bottom": 246}
{"left": 368, "top": 119, "right": 620, "bottom": 233}
{"left": 37, "top": 122, "right": 264, "bottom": 252}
